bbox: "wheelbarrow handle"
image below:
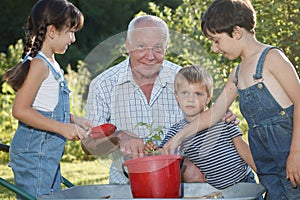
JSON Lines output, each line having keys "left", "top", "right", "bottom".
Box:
{"left": 0, "top": 143, "right": 9, "bottom": 152}
{"left": 0, "top": 178, "right": 35, "bottom": 200}
{"left": 62, "top": 176, "right": 75, "bottom": 188}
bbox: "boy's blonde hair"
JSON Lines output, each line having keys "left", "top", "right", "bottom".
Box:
{"left": 174, "top": 65, "right": 214, "bottom": 98}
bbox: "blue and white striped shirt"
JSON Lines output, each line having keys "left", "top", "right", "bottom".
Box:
{"left": 160, "top": 119, "right": 251, "bottom": 189}
{"left": 85, "top": 58, "right": 184, "bottom": 184}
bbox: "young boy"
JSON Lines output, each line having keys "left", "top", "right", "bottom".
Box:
{"left": 163, "top": 0, "right": 300, "bottom": 199}
{"left": 147, "top": 65, "right": 257, "bottom": 190}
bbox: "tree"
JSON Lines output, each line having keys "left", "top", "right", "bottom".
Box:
{"left": 148, "top": 0, "right": 300, "bottom": 137}
{"left": 0, "top": 0, "right": 181, "bottom": 71}
{"left": 150, "top": 0, "right": 300, "bottom": 77}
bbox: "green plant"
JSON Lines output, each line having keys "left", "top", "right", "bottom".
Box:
{"left": 0, "top": 40, "right": 22, "bottom": 151}
{"left": 135, "top": 122, "right": 164, "bottom": 142}
{"left": 135, "top": 122, "right": 165, "bottom": 155}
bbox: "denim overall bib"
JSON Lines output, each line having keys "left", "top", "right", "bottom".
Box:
{"left": 9, "top": 52, "right": 71, "bottom": 198}
{"left": 235, "top": 47, "right": 300, "bottom": 199}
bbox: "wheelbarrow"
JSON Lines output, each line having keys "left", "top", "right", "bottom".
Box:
{"left": 38, "top": 182, "right": 265, "bottom": 199}
{"left": 0, "top": 143, "right": 74, "bottom": 200}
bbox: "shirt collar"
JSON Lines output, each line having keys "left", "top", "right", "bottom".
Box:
{"left": 117, "top": 58, "right": 132, "bottom": 85}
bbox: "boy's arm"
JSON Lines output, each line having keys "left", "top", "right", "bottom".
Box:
{"left": 232, "top": 136, "right": 257, "bottom": 172}
{"left": 267, "top": 49, "right": 300, "bottom": 187}
{"left": 163, "top": 71, "right": 238, "bottom": 154}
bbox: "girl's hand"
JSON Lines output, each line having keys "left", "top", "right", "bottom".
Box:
{"left": 60, "top": 123, "right": 88, "bottom": 141}
{"left": 286, "top": 151, "right": 300, "bottom": 188}
{"left": 71, "top": 115, "right": 93, "bottom": 135}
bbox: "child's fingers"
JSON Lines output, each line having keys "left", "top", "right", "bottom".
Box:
{"left": 146, "top": 141, "right": 158, "bottom": 150}
{"left": 78, "top": 132, "right": 86, "bottom": 140}
{"left": 76, "top": 125, "right": 89, "bottom": 140}
{"left": 144, "top": 144, "right": 153, "bottom": 151}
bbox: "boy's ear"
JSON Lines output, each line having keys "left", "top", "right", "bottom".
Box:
{"left": 206, "top": 95, "right": 212, "bottom": 106}
{"left": 232, "top": 26, "right": 243, "bottom": 40}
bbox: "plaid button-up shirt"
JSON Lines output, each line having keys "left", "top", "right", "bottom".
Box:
{"left": 85, "top": 58, "right": 184, "bottom": 184}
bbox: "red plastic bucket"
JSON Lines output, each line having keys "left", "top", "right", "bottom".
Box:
{"left": 124, "top": 155, "right": 182, "bottom": 198}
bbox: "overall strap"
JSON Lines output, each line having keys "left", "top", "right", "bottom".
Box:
{"left": 252, "top": 46, "right": 280, "bottom": 80}
{"left": 34, "top": 53, "right": 64, "bottom": 83}
{"left": 234, "top": 64, "right": 241, "bottom": 87}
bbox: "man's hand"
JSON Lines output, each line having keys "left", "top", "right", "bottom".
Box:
{"left": 223, "top": 109, "right": 240, "bottom": 125}
{"left": 81, "top": 132, "right": 119, "bottom": 156}
{"left": 181, "top": 158, "right": 206, "bottom": 182}
{"left": 118, "top": 130, "right": 145, "bottom": 159}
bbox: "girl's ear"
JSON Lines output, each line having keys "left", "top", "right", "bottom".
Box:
{"left": 47, "top": 25, "right": 57, "bottom": 39}
{"left": 232, "top": 26, "right": 243, "bottom": 40}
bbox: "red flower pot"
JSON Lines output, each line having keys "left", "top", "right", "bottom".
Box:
{"left": 124, "top": 155, "right": 182, "bottom": 198}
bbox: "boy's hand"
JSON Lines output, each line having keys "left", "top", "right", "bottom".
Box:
{"left": 163, "top": 134, "right": 182, "bottom": 155}
{"left": 286, "top": 151, "right": 300, "bottom": 187}
{"left": 144, "top": 141, "right": 158, "bottom": 154}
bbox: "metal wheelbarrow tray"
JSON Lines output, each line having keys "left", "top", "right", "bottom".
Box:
{"left": 38, "top": 182, "right": 265, "bottom": 199}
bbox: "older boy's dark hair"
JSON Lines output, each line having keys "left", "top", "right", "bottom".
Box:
{"left": 201, "top": 0, "right": 256, "bottom": 38}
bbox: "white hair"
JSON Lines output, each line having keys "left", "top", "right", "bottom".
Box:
{"left": 127, "top": 15, "right": 169, "bottom": 46}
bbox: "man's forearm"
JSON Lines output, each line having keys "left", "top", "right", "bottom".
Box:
{"left": 81, "top": 132, "right": 120, "bottom": 156}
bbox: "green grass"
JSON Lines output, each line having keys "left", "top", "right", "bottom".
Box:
{"left": 0, "top": 158, "right": 111, "bottom": 199}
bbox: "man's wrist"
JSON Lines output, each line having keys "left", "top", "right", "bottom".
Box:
{"left": 111, "top": 130, "right": 123, "bottom": 147}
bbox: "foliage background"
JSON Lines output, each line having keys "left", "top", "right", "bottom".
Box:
{"left": 0, "top": 0, "right": 182, "bottom": 69}
{"left": 0, "top": 1, "right": 299, "bottom": 198}
{"left": 1, "top": 0, "right": 299, "bottom": 161}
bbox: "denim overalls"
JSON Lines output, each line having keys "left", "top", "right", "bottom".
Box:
{"left": 235, "top": 46, "right": 300, "bottom": 200}
{"left": 9, "top": 52, "right": 71, "bottom": 198}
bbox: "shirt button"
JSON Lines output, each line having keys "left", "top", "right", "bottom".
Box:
{"left": 257, "top": 83, "right": 263, "bottom": 89}
{"left": 60, "top": 82, "right": 64, "bottom": 87}
{"left": 280, "top": 111, "right": 285, "bottom": 116}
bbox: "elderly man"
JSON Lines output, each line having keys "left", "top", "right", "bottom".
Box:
{"left": 82, "top": 15, "right": 236, "bottom": 184}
